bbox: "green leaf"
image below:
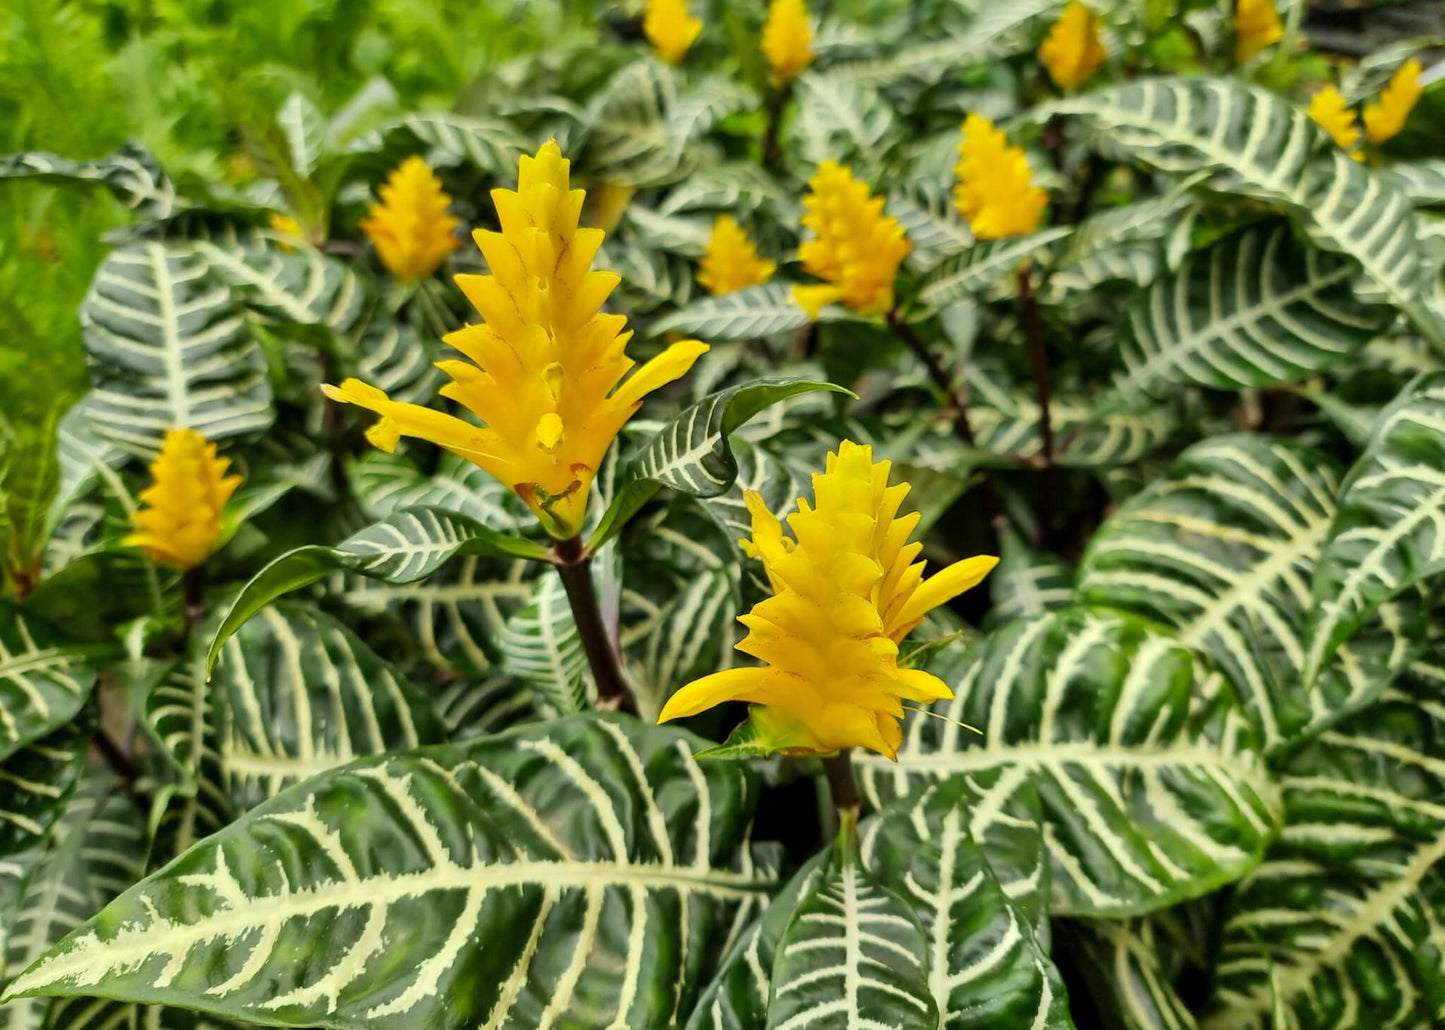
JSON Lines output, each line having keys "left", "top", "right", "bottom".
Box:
{"left": 984, "top": 528, "right": 1075, "bottom": 628}
{"left": 497, "top": 570, "right": 590, "bottom": 716}
{"left": 1078, "top": 434, "right": 1424, "bottom": 753}
{"left": 214, "top": 603, "right": 448, "bottom": 811}
{"left": 1302, "top": 373, "right": 1445, "bottom": 687}
{"left": 351, "top": 450, "right": 531, "bottom": 534}
{"left": 1113, "top": 223, "right": 1396, "bottom": 400}
{"left": 856, "top": 608, "right": 1280, "bottom": 917}
{"left": 192, "top": 239, "right": 366, "bottom": 335}
{"left": 276, "top": 93, "right": 326, "bottom": 178}
{"left": 1205, "top": 656, "right": 1445, "bottom": 1030}
{"left": 345, "top": 113, "right": 528, "bottom": 176}
{"left": 0, "top": 717, "right": 92, "bottom": 861}
{"left": 81, "top": 243, "right": 273, "bottom": 455}
{"left": 0, "top": 608, "right": 102, "bottom": 763}
{"left": 207, "top": 506, "right": 550, "bottom": 675}
{"left": 791, "top": 71, "right": 899, "bottom": 178}
{"left": 1062, "top": 919, "right": 1199, "bottom": 1030}
{"left": 0, "top": 143, "right": 178, "bottom": 219}
{"left": 5, "top": 715, "right": 780, "bottom": 1029}
{"left": 1382, "top": 159, "right": 1445, "bottom": 208}
{"left": 586, "top": 379, "right": 849, "bottom": 551}
{"left": 917, "top": 227, "right": 1072, "bottom": 309}
{"left": 653, "top": 283, "right": 812, "bottom": 341}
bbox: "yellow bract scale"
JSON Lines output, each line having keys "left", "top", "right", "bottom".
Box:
{"left": 359, "top": 156, "right": 460, "bottom": 283}
{"left": 793, "top": 162, "right": 911, "bottom": 320}
{"left": 325, "top": 141, "right": 708, "bottom": 540}
{"left": 1307, "top": 87, "right": 1361, "bottom": 156}
{"left": 644, "top": 0, "right": 701, "bottom": 64}
{"left": 1234, "top": 0, "right": 1283, "bottom": 64}
{"left": 698, "top": 215, "right": 776, "bottom": 295}
{"left": 762, "top": 0, "right": 814, "bottom": 83}
{"left": 1038, "top": 1, "right": 1105, "bottom": 92}
{"left": 953, "top": 114, "right": 1049, "bottom": 240}
{"left": 658, "top": 440, "right": 998, "bottom": 760}
{"left": 1363, "top": 59, "right": 1422, "bottom": 145}
{"left": 125, "top": 428, "right": 241, "bottom": 571}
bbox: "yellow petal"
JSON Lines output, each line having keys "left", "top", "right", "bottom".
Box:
{"left": 890, "top": 554, "right": 999, "bottom": 639}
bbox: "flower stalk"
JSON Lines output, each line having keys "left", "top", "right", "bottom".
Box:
{"left": 885, "top": 308, "right": 976, "bottom": 447}
{"left": 1016, "top": 266, "right": 1054, "bottom": 466}
{"left": 822, "top": 749, "right": 860, "bottom": 820}
{"left": 553, "top": 535, "right": 631, "bottom": 712}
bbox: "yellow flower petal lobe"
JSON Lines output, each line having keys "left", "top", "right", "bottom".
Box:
{"left": 698, "top": 215, "right": 776, "bottom": 295}
{"left": 1363, "top": 59, "right": 1422, "bottom": 145}
{"left": 1234, "top": 0, "right": 1283, "bottom": 64}
{"left": 1308, "top": 86, "right": 1361, "bottom": 154}
{"left": 762, "top": 0, "right": 814, "bottom": 82}
{"left": 644, "top": 0, "right": 701, "bottom": 64}
{"left": 124, "top": 428, "right": 241, "bottom": 570}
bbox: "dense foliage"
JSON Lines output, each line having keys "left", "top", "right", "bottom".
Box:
{"left": 1, "top": 1, "right": 1444, "bottom": 1027}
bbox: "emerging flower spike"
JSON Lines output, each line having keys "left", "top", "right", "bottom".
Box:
{"left": 954, "top": 114, "right": 1049, "bottom": 240}
{"left": 359, "top": 156, "right": 460, "bottom": 283}
{"left": 698, "top": 215, "right": 776, "bottom": 295}
{"left": 325, "top": 141, "right": 708, "bottom": 540}
{"left": 644, "top": 0, "right": 701, "bottom": 65}
{"left": 1234, "top": 0, "right": 1282, "bottom": 64}
{"left": 125, "top": 428, "right": 241, "bottom": 571}
{"left": 1307, "top": 87, "right": 1361, "bottom": 156}
{"left": 1363, "top": 59, "right": 1422, "bottom": 145}
{"left": 793, "top": 162, "right": 911, "bottom": 320}
{"left": 1038, "top": 2, "right": 1106, "bottom": 92}
{"left": 658, "top": 441, "right": 998, "bottom": 759}
{"left": 762, "top": 0, "right": 814, "bottom": 83}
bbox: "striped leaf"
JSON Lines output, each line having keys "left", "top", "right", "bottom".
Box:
{"left": 890, "top": 181, "right": 974, "bottom": 269}
{"left": 1078, "top": 434, "right": 1423, "bottom": 753}
{"left": 351, "top": 451, "right": 531, "bottom": 534}
{"left": 765, "top": 841, "right": 937, "bottom": 1030}
{"left": 352, "top": 311, "right": 440, "bottom": 406}
{"left": 1381, "top": 159, "right": 1445, "bottom": 208}
{"left": 497, "top": 572, "right": 590, "bottom": 716}
{"left": 792, "top": 72, "right": 899, "bottom": 177}
{"left": 653, "top": 283, "right": 812, "bottom": 341}
{"left": 1062, "top": 919, "right": 1198, "bottom": 1030}
{"left": 0, "top": 144, "right": 178, "bottom": 219}
{"left": 4, "top": 715, "right": 780, "bottom": 1029}
{"left": 856, "top": 608, "right": 1279, "bottom": 917}
{"left": 1205, "top": 657, "right": 1445, "bottom": 1030}
{"left": 1113, "top": 223, "right": 1395, "bottom": 400}
{"left": 209, "top": 506, "right": 550, "bottom": 673}
{"left": 917, "top": 227, "right": 1072, "bottom": 308}
{"left": 434, "top": 674, "right": 540, "bottom": 743}
{"left": 81, "top": 244, "right": 272, "bottom": 455}
{"left": 1041, "top": 78, "right": 1439, "bottom": 342}
{"left": 657, "top": 163, "right": 796, "bottom": 218}
{"left": 588, "top": 379, "right": 847, "bottom": 550}
{"left": 346, "top": 113, "right": 527, "bottom": 176}
{"left": 0, "top": 609, "right": 100, "bottom": 763}
{"left": 215, "top": 603, "right": 448, "bottom": 811}
{"left": 1302, "top": 373, "right": 1445, "bottom": 686}
{"left": 984, "top": 528, "right": 1074, "bottom": 628}
{"left": 0, "top": 718, "right": 92, "bottom": 862}
{"left": 192, "top": 240, "right": 365, "bottom": 334}
{"left": 860, "top": 780, "right": 1072, "bottom": 1029}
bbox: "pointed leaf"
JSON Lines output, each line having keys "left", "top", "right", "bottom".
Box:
{"left": 653, "top": 283, "right": 812, "bottom": 342}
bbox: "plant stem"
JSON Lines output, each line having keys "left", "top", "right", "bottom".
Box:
{"left": 885, "top": 308, "right": 976, "bottom": 446}
{"left": 182, "top": 566, "right": 206, "bottom": 631}
{"left": 822, "top": 749, "right": 860, "bottom": 818}
{"left": 762, "top": 83, "right": 788, "bottom": 172}
{"left": 1015, "top": 266, "right": 1054, "bottom": 466}
{"left": 553, "top": 535, "right": 632, "bottom": 712}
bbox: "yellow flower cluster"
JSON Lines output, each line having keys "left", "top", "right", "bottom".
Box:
{"left": 1363, "top": 59, "right": 1422, "bottom": 145}
{"left": 1038, "top": 2, "right": 1105, "bottom": 92}
{"left": 762, "top": 0, "right": 814, "bottom": 83}
{"left": 1234, "top": 0, "right": 1283, "bottom": 64}
{"left": 793, "top": 162, "right": 911, "bottom": 320}
{"left": 326, "top": 141, "right": 707, "bottom": 540}
{"left": 268, "top": 212, "right": 304, "bottom": 252}
{"left": 1307, "top": 87, "right": 1361, "bottom": 154}
{"left": 698, "top": 215, "right": 776, "bottom": 295}
{"left": 954, "top": 114, "right": 1049, "bottom": 240}
{"left": 644, "top": 0, "right": 701, "bottom": 64}
{"left": 126, "top": 428, "right": 241, "bottom": 571}
{"left": 658, "top": 441, "right": 997, "bottom": 759}
{"left": 359, "top": 156, "right": 460, "bottom": 282}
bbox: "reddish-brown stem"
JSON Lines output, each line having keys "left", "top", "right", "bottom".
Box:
{"left": 554, "top": 535, "right": 632, "bottom": 712}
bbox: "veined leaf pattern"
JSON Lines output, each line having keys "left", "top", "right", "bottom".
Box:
{"left": 0, "top": 610, "right": 100, "bottom": 763}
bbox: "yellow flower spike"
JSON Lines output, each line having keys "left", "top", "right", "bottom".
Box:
{"left": 1363, "top": 59, "right": 1423, "bottom": 146}
{"left": 762, "top": 0, "right": 814, "bottom": 83}
{"left": 268, "top": 212, "right": 304, "bottom": 252}
{"left": 1038, "top": 1, "right": 1106, "bottom": 92}
{"left": 1307, "top": 86, "right": 1362, "bottom": 156}
{"left": 359, "top": 155, "right": 461, "bottom": 283}
{"left": 325, "top": 140, "right": 709, "bottom": 540}
{"left": 698, "top": 215, "right": 776, "bottom": 295}
{"left": 658, "top": 440, "right": 998, "bottom": 760}
{"left": 644, "top": 0, "right": 702, "bottom": 64}
{"left": 124, "top": 428, "right": 241, "bottom": 571}
{"left": 793, "top": 162, "right": 911, "bottom": 320}
{"left": 1234, "top": 0, "right": 1283, "bottom": 64}
{"left": 953, "top": 114, "right": 1050, "bottom": 240}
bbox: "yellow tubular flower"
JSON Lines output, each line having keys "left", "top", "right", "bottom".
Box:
{"left": 658, "top": 441, "right": 997, "bottom": 759}
{"left": 1038, "top": 2, "right": 1106, "bottom": 92}
{"left": 1234, "top": 0, "right": 1283, "bottom": 64}
{"left": 1307, "top": 87, "right": 1361, "bottom": 155}
{"left": 125, "top": 428, "right": 241, "bottom": 571}
{"left": 954, "top": 114, "right": 1049, "bottom": 240}
{"left": 1363, "top": 59, "right": 1423, "bottom": 145}
{"left": 762, "top": 0, "right": 814, "bottom": 83}
{"left": 359, "top": 156, "right": 460, "bottom": 283}
{"left": 793, "top": 162, "right": 911, "bottom": 320}
{"left": 325, "top": 141, "right": 708, "bottom": 540}
{"left": 644, "top": 0, "right": 702, "bottom": 64}
{"left": 698, "top": 215, "right": 776, "bottom": 295}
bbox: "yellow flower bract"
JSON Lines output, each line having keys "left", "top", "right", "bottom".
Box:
{"left": 644, "top": 0, "right": 701, "bottom": 64}
{"left": 793, "top": 162, "right": 911, "bottom": 320}
{"left": 1038, "top": 2, "right": 1105, "bottom": 92}
{"left": 1307, "top": 87, "right": 1361, "bottom": 155}
{"left": 658, "top": 441, "right": 998, "bottom": 759}
{"left": 698, "top": 215, "right": 776, "bottom": 295}
{"left": 954, "top": 114, "right": 1049, "bottom": 240}
{"left": 1234, "top": 0, "right": 1283, "bottom": 64}
{"left": 359, "top": 156, "right": 460, "bottom": 283}
{"left": 762, "top": 0, "right": 814, "bottom": 83}
{"left": 325, "top": 141, "right": 707, "bottom": 540}
{"left": 1363, "top": 59, "right": 1422, "bottom": 145}
{"left": 125, "top": 428, "right": 241, "bottom": 570}
{"left": 268, "top": 212, "right": 304, "bottom": 252}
